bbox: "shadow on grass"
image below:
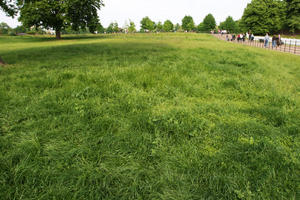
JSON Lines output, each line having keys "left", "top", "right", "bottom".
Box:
{"left": 0, "top": 34, "right": 112, "bottom": 44}
{"left": 2, "top": 41, "right": 176, "bottom": 67}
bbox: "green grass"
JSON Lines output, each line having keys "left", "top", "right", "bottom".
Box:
{"left": 0, "top": 33, "right": 299, "bottom": 200}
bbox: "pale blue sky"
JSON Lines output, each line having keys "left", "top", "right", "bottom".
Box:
{"left": 0, "top": 0, "right": 251, "bottom": 28}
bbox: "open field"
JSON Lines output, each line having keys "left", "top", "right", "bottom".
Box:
{"left": 0, "top": 33, "right": 299, "bottom": 199}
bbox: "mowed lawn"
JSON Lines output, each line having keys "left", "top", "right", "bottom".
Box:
{"left": 0, "top": 33, "right": 299, "bottom": 199}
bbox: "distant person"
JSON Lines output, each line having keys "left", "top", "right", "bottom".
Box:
{"left": 226, "top": 34, "right": 229, "bottom": 41}
{"left": 264, "top": 33, "right": 269, "bottom": 48}
{"left": 272, "top": 35, "right": 277, "bottom": 48}
{"left": 251, "top": 33, "right": 254, "bottom": 41}
{"left": 278, "top": 34, "right": 281, "bottom": 46}
{"left": 277, "top": 35, "right": 281, "bottom": 46}
{"left": 232, "top": 34, "right": 236, "bottom": 41}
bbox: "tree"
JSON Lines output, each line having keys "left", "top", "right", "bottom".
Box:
{"left": 0, "top": 0, "right": 18, "bottom": 17}
{"left": 163, "top": 20, "right": 174, "bottom": 32}
{"left": 96, "top": 23, "right": 105, "bottom": 34}
{"left": 113, "top": 22, "right": 119, "bottom": 33}
{"left": 106, "top": 23, "right": 119, "bottom": 33}
{"left": 182, "top": 16, "right": 195, "bottom": 32}
{"left": 219, "top": 16, "right": 238, "bottom": 33}
{"left": 18, "top": 0, "right": 104, "bottom": 39}
{"left": 128, "top": 21, "right": 136, "bottom": 33}
{"left": 285, "top": 0, "right": 300, "bottom": 33}
{"left": 14, "top": 25, "right": 28, "bottom": 34}
{"left": 0, "top": 22, "right": 11, "bottom": 34}
{"left": 156, "top": 21, "right": 163, "bottom": 32}
{"left": 241, "top": 0, "right": 286, "bottom": 35}
{"left": 202, "top": 14, "right": 216, "bottom": 31}
{"left": 197, "top": 22, "right": 206, "bottom": 32}
{"left": 140, "top": 17, "right": 155, "bottom": 32}
{"left": 174, "top": 23, "right": 182, "bottom": 32}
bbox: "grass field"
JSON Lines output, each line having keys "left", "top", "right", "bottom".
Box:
{"left": 0, "top": 33, "right": 299, "bottom": 199}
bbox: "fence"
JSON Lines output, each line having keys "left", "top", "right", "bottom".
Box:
{"left": 215, "top": 34, "right": 300, "bottom": 55}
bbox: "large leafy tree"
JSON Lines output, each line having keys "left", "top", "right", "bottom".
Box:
{"left": 182, "top": 16, "right": 195, "bottom": 32}
{"left": 140, "top": 17, "right": 155, "bottom": 32}
{"left": 241, "top": 0, "right": 286, "bottom": 35}
{"left": 163, "top": 20, "right": 174, "bottom": 32}
{"left": 202, "top": 14, "right": 216, "bottom": 31}
{"left": 219, "top": 16, "right": 238, "bottom": 33}
{"left": 285, "top": 0, "right": 300, "bottom": 33}
{"left": 19, "top": 0, "right": 104, "bottom": 39}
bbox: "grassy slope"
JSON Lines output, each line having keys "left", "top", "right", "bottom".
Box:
{"left": 0, "top": 33, "right": 299, "bottom": 199}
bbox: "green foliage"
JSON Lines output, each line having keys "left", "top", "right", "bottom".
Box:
{"left": 96, "top": 23, "right": 105, "bottom": 34}
{"left": 0, "top": 33, "right": 299, "bottom": 199}
{"left": 197, "top": 22, "right": 206, "bottom": 32}
{"left": 0, "top": 0, "right": 18, "bottom": 16}
{"left": 285, "top": 0, "right": 300, "bottom": 33}
{"left": 219, "top": 16, "right": 238, "bottom": 33}
{"left": 174, "top": 23, "right": 182, "bottom": 32}
{"left": 18, "top": 0, "right": 103, "bottom": 38}
{"left": 13, "top": 25, "right": 28, "bottom": 34}
{"left": 156, "top": 22, "right": 163, "bottom": 32}
{"left": 106, "top": 23, "right": 115, "bottom": 34}
{"left": 128, "top": 21, "right": 136, "bottom": 33}
{"left": 163, "top": 20, "right": 174, "bottom": 32}
{"left": 0, "top": 22, "right": 11, "bottom": 34}
{"left": 202, "top": 14, "right": 217, "bottom": 32}
{"left": 112, "top": 22, "right": 119, "bottom": 33}
{"left": 241, "top": 0, "right": 287, "bottom": 34}
{"left": 140, "top": 17, "right": 155, "bottom": 32}
{"left": 182, "top": 16, "right": 195, "bottom": 32}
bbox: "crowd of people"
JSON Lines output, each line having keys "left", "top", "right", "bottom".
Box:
{"left": 264, "top": 33, "right": 282, "bottom": 48}
{"left": 220, "top": 31, "right": 283, "bottom": 48}
{"left": 225, "top": 32, "right": 255, "bottom": 42}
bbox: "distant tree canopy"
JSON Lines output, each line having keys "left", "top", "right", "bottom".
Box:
{"left": 140, "top": 17, "right": 155, "bottom": 32}
{"left": 182, "top": 16, "right": 195, "bottom": 32}
{"left": 0, "top": 22, "right": 11, "bottom": 34}
{"left": 174, "top": 23, "right": 182, "bottom": 32}
{"left": 219, "top": 16, "right": 238, "bottom": 33}
{"left": 128, "top": 21, "right": 136, "bottom": 33}
{"left": 97, "top": 23, "right": 105, "bottom": 33}
{"left": 163, "top": 20, "right": 174, "bottom": 32}
{"left": 202, "top": 14, "right": 216, "bottom": 31}
{"left": 285, "top": 0, "right": 300, "bottom": 33}
{"left": 106, "top": 22, "right": 119, "bottom": 33}
{"left": 241, "top": 0, "right": 287, "bottom": 34}
{"left": 18, "top": 0, "right": 104, "bottom": 39}
{"left": 156, "top": 22, "right": 163, "bottom": 32}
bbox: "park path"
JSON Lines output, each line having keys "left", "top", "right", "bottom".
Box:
{"left": 214, "top": 34, "right": 300, "bottom": 56}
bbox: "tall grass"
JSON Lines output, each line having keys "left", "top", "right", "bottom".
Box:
{"left": 0, "top": 33, "right": 299, "bottom": 199}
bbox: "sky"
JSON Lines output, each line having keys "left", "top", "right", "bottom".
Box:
{"left": 0, "top": 0, "right": 251, "bottom": 29}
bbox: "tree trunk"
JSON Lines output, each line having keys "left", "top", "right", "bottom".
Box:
{"left": 0, "top": 56, "right": 5, "bottom": 65}
{"left": 56, "top": 30, "right": 61, "bottom": 39}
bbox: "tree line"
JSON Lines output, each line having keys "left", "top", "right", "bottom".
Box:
{"left": 0, "top": 0, "right": 299, "bottom": 38}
